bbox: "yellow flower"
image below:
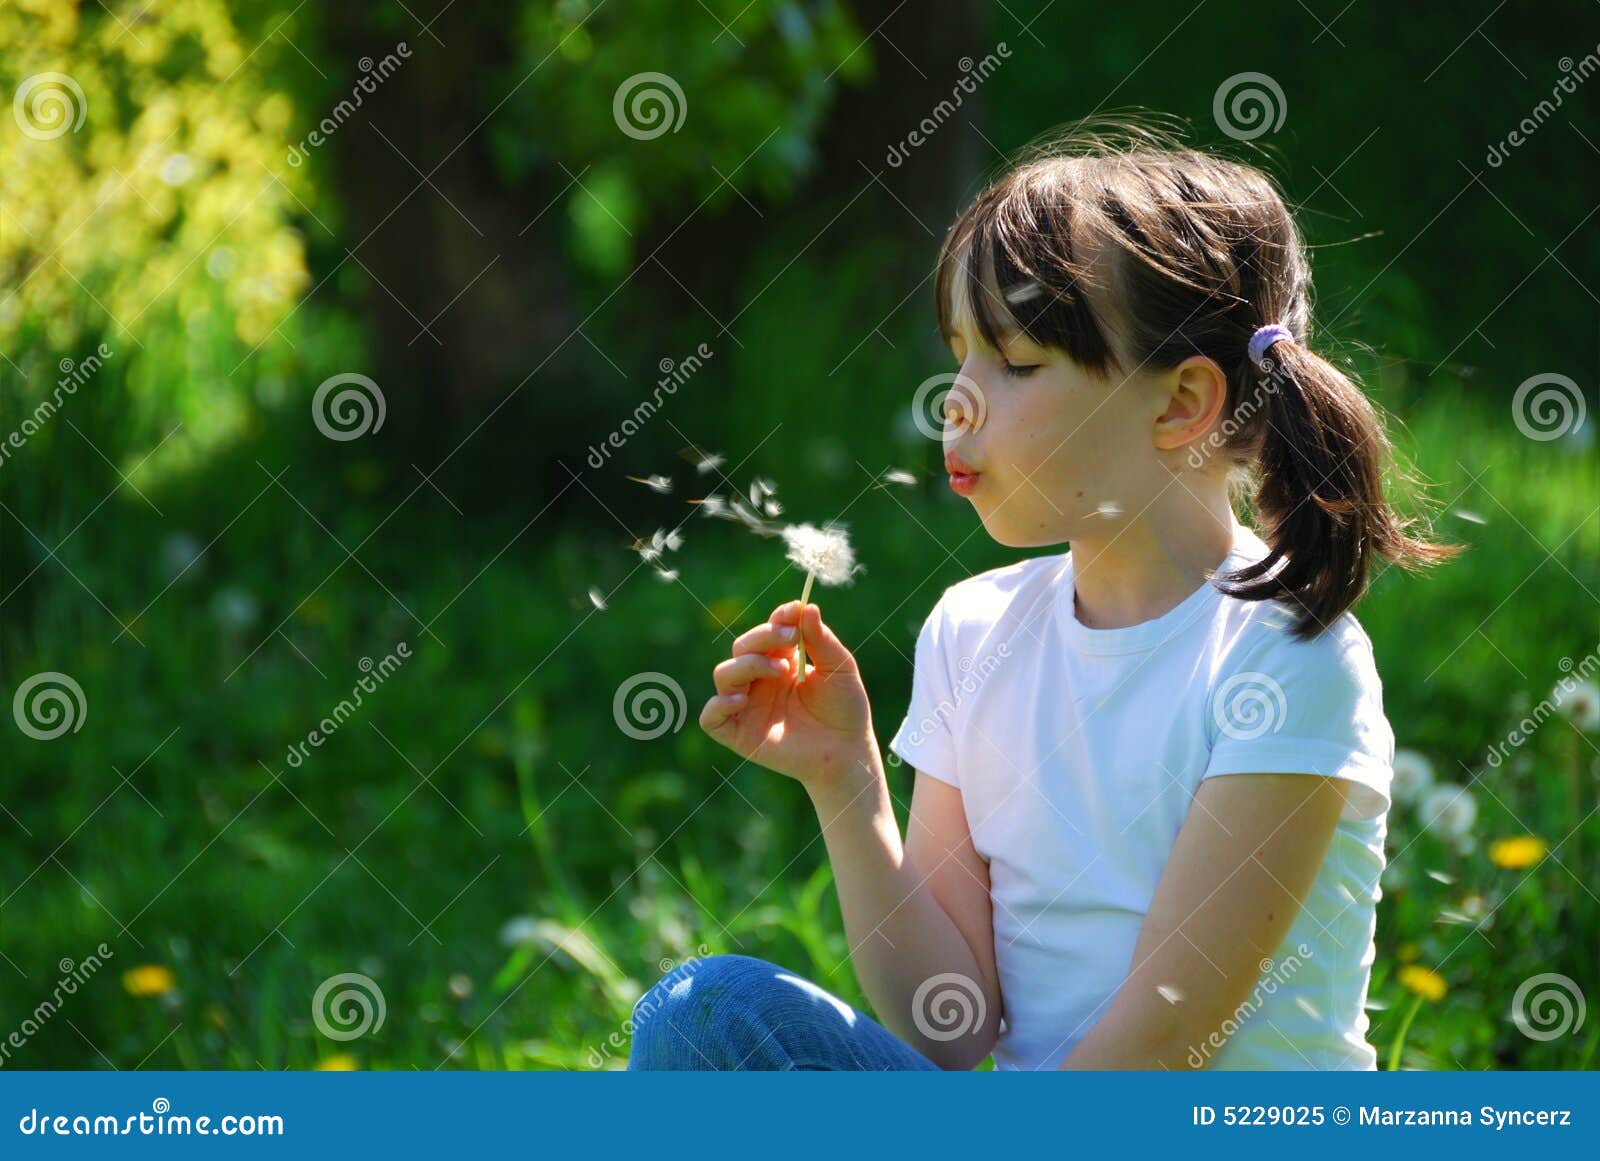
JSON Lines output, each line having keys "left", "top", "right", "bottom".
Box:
{"left": 122, "top": 965, "right": 176, "bottom": 997}
{"left": 1397, "top": 941, "right": 1420, "bottom": 963}
{"left": 1489, "top": 835, "right": 1547, "bottom": 870}
{"left": 314, "top": 1054, "right": 359, "bottom": 1071}
{"left": 1398, "top": 964, "right": 1447, "bottom": 1002}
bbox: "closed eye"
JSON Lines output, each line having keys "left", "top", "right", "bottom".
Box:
{"left": 1001, "top": 360, "right": 1040, "bottom": 378}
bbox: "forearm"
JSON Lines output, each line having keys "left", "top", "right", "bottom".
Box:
{"left": 805, "top": 743, "right": 996, "bottom": 1069}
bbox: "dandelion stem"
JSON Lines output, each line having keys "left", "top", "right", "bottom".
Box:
{"left": 1386, "top": 992, "right": 1424, "bottom": 1071}
{"left": 795, "top": 569, "right": 816, "bottom": 680}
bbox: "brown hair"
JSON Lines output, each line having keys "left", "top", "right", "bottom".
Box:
{"left": 933, "top": 114, "right": 1460, "bottom": 641}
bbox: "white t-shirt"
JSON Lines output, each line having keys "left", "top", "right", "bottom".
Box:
{"left": 887, "top": 525, "right": 1393, "bottom": 1071}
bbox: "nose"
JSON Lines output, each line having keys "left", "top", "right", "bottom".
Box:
{"left": 943, "top": 369, "right": 981, "bottom": 436}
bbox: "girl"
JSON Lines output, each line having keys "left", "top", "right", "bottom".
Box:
{"left": 627, "top": 118, "right": 1455, "bottom": 1071}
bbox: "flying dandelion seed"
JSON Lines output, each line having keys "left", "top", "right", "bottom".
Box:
{"left": 631, "top": 527, "right": 685, "bottom": 565}
{"left": 1004, "top": 281, "right": 1045, "bottom": 305}
{"left": 880, "top": 468, "right": 919, "bottom": 488}
{"left": 691, "top": 477, "right": 783, "bottom": 537}
{"left": 626, "top": 474, "right": 674, "bottom": 494}
{"left": 588, "top": 587, "right": 608, "bottom": 611}
{"left": 781, "top": 522, "right": 863, "bottom": 678}
{"left": 1094, "top": 500, "right": 1123, "bottom": 518}
{"left": 652, "top": 567, "right": 678, "bottom": 582}
{"left": 1451, "top": 508, "right": 1486, "bottom": 525}
{"left": 677, "top": 444, "right": 726, "bottom": 475}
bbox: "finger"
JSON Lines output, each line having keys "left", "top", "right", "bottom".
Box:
{"left": 796, "top": 603, "right": 855, "bottom": 672}
{"left": 731, "top": 620, "right": 801, "bottom": 657}
{"left": 699, "top": 691, "right": 747, "bottom": 733}
{"left": 712, "top": 651, "right": 790, "bottom": 695}
{"left": 769, "top": 599, "right": 806, "bottom": 624}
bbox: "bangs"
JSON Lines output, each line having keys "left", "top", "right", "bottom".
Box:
{"left": 934, "top": 165, "right": 1121, "bottom": 378}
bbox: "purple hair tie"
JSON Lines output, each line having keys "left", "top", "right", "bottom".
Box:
{"left": 1248, "top": 323, "right": 1294, "bottom": 367}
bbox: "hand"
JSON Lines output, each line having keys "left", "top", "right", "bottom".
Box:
{"left": 699, "top": 600, "right": 876, "bottom": 791}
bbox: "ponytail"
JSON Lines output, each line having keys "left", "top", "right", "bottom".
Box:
{"left": 1216, "top": 340, "right": 1462, "bottom": 641}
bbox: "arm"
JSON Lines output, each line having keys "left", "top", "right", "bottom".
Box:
{"left": 1058, "top": 771, "right": 1349, "bottom": 1070}
{"left": 809, "top": 764, "right": 1001, "bottom": 1070}
{"left": 698, "top": 598, "right": 999, "bottom": 1069}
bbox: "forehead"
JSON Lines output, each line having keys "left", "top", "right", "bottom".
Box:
{"left": 943, "top": 246, "right": 1028, "bottom": 345}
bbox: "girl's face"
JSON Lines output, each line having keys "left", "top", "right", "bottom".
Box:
{"left": 943, "top": 313, "right": 1170, "bottom": 550}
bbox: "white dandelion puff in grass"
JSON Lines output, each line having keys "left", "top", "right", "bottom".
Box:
{"left": 1419, "top": 784, "right": 1477, "bottom": 842}
{"left": 781, "top": 522, "right": 864, "bottom": 679}
{"left": 1391, "top": 748, "right": 1435, "bottom": 806}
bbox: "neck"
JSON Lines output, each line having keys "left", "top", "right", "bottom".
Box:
{"left": 1070, "top": 487, "right": 1242, "bottom": 631}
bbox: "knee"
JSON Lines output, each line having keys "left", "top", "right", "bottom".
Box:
{"left": 626, "top": 954, "right": 780, "bottom": 1069}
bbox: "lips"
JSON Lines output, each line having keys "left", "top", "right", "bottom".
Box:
{"left": 944, "top": 452, "right": 980, "bottom": 476}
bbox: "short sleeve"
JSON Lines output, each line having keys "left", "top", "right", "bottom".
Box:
{"left": 1200, "top": 616, "right": 1395, "bottom": 822}
{"left": 887, "top": 593, "right": 961, "bottom": 787}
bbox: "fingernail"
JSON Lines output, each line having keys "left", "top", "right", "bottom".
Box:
{"left": 728, "top": 691, "right": 747, "bottom": 703}
{"left": 776, "top": 625, "right": 797, "bottom": 639}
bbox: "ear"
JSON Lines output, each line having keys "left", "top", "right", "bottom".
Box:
{"left": 1152, "top": 355, "right": 1228, "bottom": 453}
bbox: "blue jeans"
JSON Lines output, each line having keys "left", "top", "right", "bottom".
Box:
{"left": 626, "top": 953, "right": 942, "bottom": 1070}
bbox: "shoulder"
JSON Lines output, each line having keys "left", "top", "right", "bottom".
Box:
{"left": 906, "top": 554, "right": 1064, "bottom": 674}
{"left": 1213, "top": 598, "right": 1381, "bottom": 694}
{"left": 925, "top": 552, "right": 1066, "bottom": 641}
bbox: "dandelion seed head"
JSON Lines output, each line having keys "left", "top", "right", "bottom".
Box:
{"left": 1391, "top": 748, "right": 1435, "bottom": 805}
{"left": 781, "top": 522, "right": 863, "bottom": 586}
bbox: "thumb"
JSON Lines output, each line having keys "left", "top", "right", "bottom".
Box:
{"left": 797, "top": 603, "right": 855, "bottom": 672}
